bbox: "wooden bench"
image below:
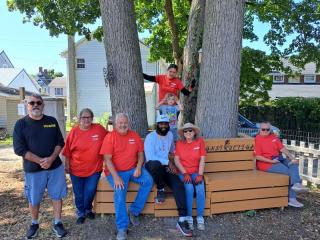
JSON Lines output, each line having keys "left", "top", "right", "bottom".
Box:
{"left": 204, "top": 138, "right": 289, "bottom": 214}
{"left": 93, "top": 138, "right": 289, "bottom": 216}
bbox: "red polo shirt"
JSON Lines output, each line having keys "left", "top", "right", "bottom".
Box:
{"left": 155, "top": 75, "right": 184, "bottom": 101}
{"left": 254, "top": 133, "right": 284, "bottom": 171}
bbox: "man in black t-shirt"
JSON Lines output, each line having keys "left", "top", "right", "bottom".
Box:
{"left": 13, "top": 94, "right": 67, "bottom": 239}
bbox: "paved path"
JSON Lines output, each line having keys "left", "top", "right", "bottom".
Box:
{"left": 0, "top": 145, "right": 19, "bottom": 161}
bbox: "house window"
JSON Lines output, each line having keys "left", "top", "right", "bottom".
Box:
{"left": 273, "top": 75, "right": 284, "bottom": 83}
{"left": 55, "top": 88, "right": 63, "bottom": 96}
{"left": 288, "top": 76, "right": 300, "bottom": 84}
{"left": 76, "top": 58, "right": 85, "bottom": 69}
{"left": 304, "top": 74, "right": 316, "bottom": 83}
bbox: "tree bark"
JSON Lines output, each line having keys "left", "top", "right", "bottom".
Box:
{"left": 180, "top": 0, "right": 205, "bottom": 125}
{"left": 196, "top": 0, "right": 245, "bottom": 138}
{"left": 164, "top": 0, "right": 183, "bottom": 69}
{"left": 67, "top": 34, "right": 77, "bottom": 121}
{"left": 99, "top": 0, "right": 148, "bottom": 137}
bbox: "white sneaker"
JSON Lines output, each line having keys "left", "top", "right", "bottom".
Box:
{"left": 288, "top": 198, "right": 304, "bottom": 208}
{"left": 186, "top": 216, "right": 194, "bottom": 230}
{"left": 292, "top": 183, "right": 309, "bottom": 193}
{"left": 197, "top": 216, "right": 205, "bottom": 231}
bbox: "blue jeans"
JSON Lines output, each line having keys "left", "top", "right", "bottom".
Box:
{"left": 70, "top": 172, "right": 101, "bottom": 217}
{"left": 107, "top": 167, "right": 153, "bottom": 231}
{"left": 267, "top": 156, "right": 301, "bottom": 199}
{"left": 179, "top": 173, "right": 205, "bottom": 217}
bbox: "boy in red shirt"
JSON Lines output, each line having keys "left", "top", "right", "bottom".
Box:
{"left": 100, "top": 113, "right": 153, "bottom": 240}
{"left": 255, "top": 121, "right": 308, "bottom": 208}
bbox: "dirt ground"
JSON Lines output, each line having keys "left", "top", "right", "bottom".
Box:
{"left": 0, "top": 145, "right": 319, "bottom": 240}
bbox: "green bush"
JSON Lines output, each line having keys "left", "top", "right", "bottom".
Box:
{"left": 240, "top": 97, "right": 320, "bottom": 132}
{"left": 95, "top": 112, "right": 110, "bottom": 128}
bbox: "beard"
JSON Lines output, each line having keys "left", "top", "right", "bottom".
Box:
{"left": 156, "top": 124, "right": 170, "bottom": 136}
{"left": 31, "top": 108, "right": 43, "bottom": 117}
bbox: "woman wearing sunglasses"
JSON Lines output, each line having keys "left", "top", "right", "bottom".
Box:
{"left": 174, "top": 123, "right": 206, "bottom": 231}
{"left": 254, "top": 121, "right": 308, "bottom": 208}
{"left": 62, "top": 108, "right": 107, "bottom": 224}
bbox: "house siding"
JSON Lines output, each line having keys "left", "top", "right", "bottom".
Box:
{"left": 0, "top": 97, "right": 7, "bottom": 128}
{"left": 7, "top": 70, "right": 39, "bottom": 93}
{"left": 6, "top": 99, "right": 20, "bottom": 135}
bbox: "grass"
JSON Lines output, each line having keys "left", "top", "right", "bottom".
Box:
{"left": 0, "top": 136, "right": 13, "bottom": 146}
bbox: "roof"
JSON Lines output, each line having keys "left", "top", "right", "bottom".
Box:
{"left": 269, "top": 84, "right": 320, "bottom": 98}
{"left": 49, "top": 77, "right": 66, "bottom": 87}
{"left": 0, "top": 68, "right": 24, "bottom": 85}
{"left": 0, "top": 85, "right": 36, "bottom": 97}
{"left": 0, "top": 50, "right": 14, "bottom": 68}
{"left": 279, "top": 59, "right": 319, "bottom": 74}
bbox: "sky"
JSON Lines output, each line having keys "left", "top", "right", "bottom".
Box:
{"left": 0, "top": 1, "right": 271, "bottom": 76}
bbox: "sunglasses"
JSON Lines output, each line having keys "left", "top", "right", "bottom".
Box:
{"left": 183, "top": 129, "right": 194, "bottom": 133}
{"left": 261, "top": 128, "right": 270, "bottom": 131}
{"left": 28, "top": 101, "right": 43, "bottom": 106}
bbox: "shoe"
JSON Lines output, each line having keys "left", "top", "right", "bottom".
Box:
{"left": 288, "top": 198, "right": 304, "bottom": 208}
{"left": 186, "top": 216, "right": 194, "bottom": 230}
{"left": 197, "top": 216, "right": 205, "bottom": 231}
{"left": 76, "top": 217, "right": 85, "bottom": 224}
{"left": 155, "top": 189, "right": 165, "bottom": 203}
{"left": 176, "top": 220, "right": 192, "bottom": 237}
{"left": 26, "top": 223, "right": 39, "bottom": 239}
{"left": 86, "top": 212, "right": 95, "bottom": 220}
{"left": 128, "top": 211, "right": 140, "bottom": 226}
{"left": 116, "top": 229, "right": 127, "bottom": 240}
{"left": 52, "top": 222, "right": 67, "bottom": 238}
{"left": 292, "top": 183, "right": 309, "bottom": 193}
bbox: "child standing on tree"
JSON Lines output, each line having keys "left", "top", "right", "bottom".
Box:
{"left": 156, "top": 93, "right": 183, "bottom": 141}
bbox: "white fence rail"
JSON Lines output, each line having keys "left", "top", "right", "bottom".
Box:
{"left": 283, "top": 139, "right": 320, "bottom": 185}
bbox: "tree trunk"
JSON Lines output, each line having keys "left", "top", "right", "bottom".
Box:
{"left": 164, "top": 0, "right": 183, "bottom": 69}
{"left": 180, "top": 0, "right": 205, "bottom": 125}
{"left": 67, "top": 34, "right": 77, "bottom": 121}
{"left": 196, "top": 0, "right": 245, "bottom": 138}
{"left": 99, "top": 0, "right": 148, "bottom": 137}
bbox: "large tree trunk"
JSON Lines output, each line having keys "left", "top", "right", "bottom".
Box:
{"left": 164, "top": 0, "right": 183, "bottom": 69}
{"left": 180, "top": 0, "right": 206, "bottom": 125}
{"left": 67, "top": 34, "right": 77, "bottom": 121}
{"left": 196, "top": 0, "right": 245, "bottom": 138}
{"left": 99, "top": 0, "right": 148, "bottom": 137}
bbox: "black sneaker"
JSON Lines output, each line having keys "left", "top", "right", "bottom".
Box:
{"left": 86, "top": 212, "right": 95, "bottom": 220}
{"left": 155, "top": 189, "right": 165, "bottom": 203}
{"left": 176, "top": 220, "right": 192, "bottom": 237}
{"left": 76, "top": 217, "right": 85, "bottom": 224}
{"left": 128, "top": 211, "right": 140, "bottom": 226}
{"left": 26, "top": 223, "right": 39, "bottom": 239}
{"left": 53, "top": 222, "right": 67, "bottom": 238}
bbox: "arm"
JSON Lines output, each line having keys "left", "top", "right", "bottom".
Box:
{"left": 133, "top": 152, "right": 144, "bottom": 178}
{"left": 156, "top": 98, "right": 166, "bottom": 110}
{"left": 280, "top": 147, "right": 297, "bottom": 163}
{"left": 255, "top": 155, "right": 279, "bottom": 163}
{"left": 175, "top": 97, "right": 183, "bottom": 111}
{"left": 104, "top": 154, "right": 124, "bottom": 189}
{"left": 174, "top": 156, "right": 187, "bottom": 174}
{"left": 64, "top": 157, "right": 70, "bottom": 173}
{"left": 40, "top": 145, "right": 62, "bottom": 169}
{"left": 198, "top": 156, "right": 205, "bottom": 175}
{"left": 181, "top": 87, "right": 191, "bottom": 96}
{"left": 143, "top": 73, "right": 156, "bottom": 82}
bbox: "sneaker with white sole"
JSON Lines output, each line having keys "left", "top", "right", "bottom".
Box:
{"left": 26, "top": 223, "right": 39, "bottom": 239}
{"left": 176, "top": 220, "right": 192, "bottom": 237}
{"left": 288, "top": 198, "right": 304, "bottom": 208}
{"left": 116, "top": 229, "right": 127, "bottom": 240}
{"left": 197, "top": 216, "right": 205, "bottom": 231}
{"left": 186, "top": 216, "right": 194, "bottom": 230}
{"left": 292, "top": 183, "right": 309, "bottom": 193}
{"left": 52, "top": 222, "right": 67, "bottom": 238}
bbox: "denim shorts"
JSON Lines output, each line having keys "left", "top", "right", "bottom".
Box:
{"left": 24, "top": 164, "right": 68, "bottom": 206}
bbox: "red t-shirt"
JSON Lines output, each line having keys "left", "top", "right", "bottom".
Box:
{"left": 175, "top": 138, "right": 207, "bottom": 174}
{"left": 62, "top": 124, "right": 107, "bottom": 177}
{"left": 155, "top": 75, "right": 184, "bottom": 101}
{"left": 254, "top": 133, "right": 284, "bottom": 171}
{"left": 100, "top": 130, "right": 144, "bottom": 175}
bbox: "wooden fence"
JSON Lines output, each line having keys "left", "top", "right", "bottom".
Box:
{"left": 283, "top": 139, "right": 320, "bottom": 185}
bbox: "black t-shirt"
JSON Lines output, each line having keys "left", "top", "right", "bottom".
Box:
{"left": 13, "top": 115, "right": 65, "bottom": 172}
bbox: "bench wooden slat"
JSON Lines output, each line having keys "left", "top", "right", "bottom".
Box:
{"left": 211, "top": 197, "right": 288, "bottom": 214}
{"left": 95, "top": 191, "right": 155, "bottom": 203}
{"left": 205, "top": 138, "right": 254, "bottom": 153}
{"left": 205, "top": 171, "right": 289, "bottom": 191}
{"left": 204, "top": 161, "right": 254, "bottom": 173}
{"left": 94, "top": 203, "right": 154, "bottom": 214}
{"left": 155, "top": 209, "right": 211, "bottom": 217}
{"left": 206, "top": 151, "right": 254, "bottom": 162}
{"left": 154, "top": 195, "right": 210, "bottom": 210}
{"left": 211, "top": 186, "right": 288, "bottom": 203}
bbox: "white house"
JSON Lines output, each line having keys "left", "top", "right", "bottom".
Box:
{"left": 269, "top": 60, "right": 320, "bottom": 98}
{"left": 48, "top": 76, "right": 66, "bottom": 98}
{"left": 61, "top": 38, "right": 167, "bottom": 126}
{"left": 0, "top": 68, "right": 39, "bottom": 94}
{"left": 0, "top": 51, "right": 14, "bottom": 68}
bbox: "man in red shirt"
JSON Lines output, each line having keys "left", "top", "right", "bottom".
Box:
{"left": 254, "top": 121, "right": 308, "bottom": 208}
{"left": 100, "top": 113, "right": 153, "bottom": 240}
{"left": 143, "top": 64, "right": 195, "bottom": 101}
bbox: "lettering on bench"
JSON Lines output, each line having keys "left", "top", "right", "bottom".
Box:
{"left": 206, "top": 139, "right": 254, "bottom": 153}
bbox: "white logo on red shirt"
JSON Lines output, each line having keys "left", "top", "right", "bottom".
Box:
{"left": 91, "top": 134, "right": 99, "bottom": 141}
{"left": 129, "top": 138, "right": 136, "bottom": 144}
{"left": 194, "top": 146, "right": 200, "bottom": 150}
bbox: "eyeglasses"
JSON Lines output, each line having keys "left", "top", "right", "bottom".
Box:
{"left": 80, "top": 116, "right": 93, "bottom": 120}
{"left": 261, "top": 128, "right": 270, "bottom": 131}
{"left": 28, "top": 101, "right": 42, "bottom": 106}
{"left": 183, "top": 129, "right": 194, "bottom": 133}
